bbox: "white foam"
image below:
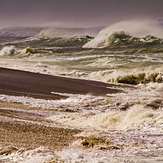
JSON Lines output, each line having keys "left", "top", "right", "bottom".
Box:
{"left": 48, "top": 105, "right": 163, "bottom": 130}
{"left": 0, "top": 93, "right": 106, "bottom": 110}
{"left": 92, "top": 105, "right": 163, "bottom": 130}
{"left": 0, "top": 46, "right": 18, "bottom": 56}
{"left": 0, "top": 147, "right": 60, "bottom": 163}
{"left": 56, "top": 146, "right": 163, "bottom": 163}
{"left": 56, "top": 126, "right": 163, "bottom": 162}
{"left": 142, "top": 82, "right": 163, "bottom": 93}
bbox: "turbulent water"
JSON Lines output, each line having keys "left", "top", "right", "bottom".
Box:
{"left": 0, "top": 24, "right": 163, "bottom": 162}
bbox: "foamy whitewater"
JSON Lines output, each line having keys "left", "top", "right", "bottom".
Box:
{"left": 0, "top": 46, "right": 18, "bottom": 56}
{"left": 0, "top": 21, "right": 163, "bottom": 162}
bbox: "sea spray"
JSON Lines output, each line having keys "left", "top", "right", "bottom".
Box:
{"left": 38, "top": 27, "right": 99, "bottom": 38}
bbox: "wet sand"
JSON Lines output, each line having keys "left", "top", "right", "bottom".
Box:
{"left": 0, "top": 101, "right": 81, "bottom": 153}
{"left": 0, "top": 67, "right": 122, "bottom": 100}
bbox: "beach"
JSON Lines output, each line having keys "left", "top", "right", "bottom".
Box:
{"left": 0, "top": 23, "right": 162, "bottom": 162}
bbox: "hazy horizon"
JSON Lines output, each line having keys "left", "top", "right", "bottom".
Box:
{"left": 0, "top": 0, "right": 162, "bottom": 29}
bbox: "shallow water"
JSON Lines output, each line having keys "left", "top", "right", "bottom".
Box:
{"left": 0, "top": 48, "right": 163, "bottom": 82}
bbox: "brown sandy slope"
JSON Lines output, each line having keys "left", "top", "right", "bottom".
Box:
{"left": 0, "top": 117, "right": 80, "bottom": 151}
{"left": 0, "top": 67, "right": 122, "bottom": 100}
{"left": 0, "top": 101, "right": 81, "bottom": 154}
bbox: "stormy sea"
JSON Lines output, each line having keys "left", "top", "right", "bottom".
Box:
{"left": 0, "top": 21, "right": 163, "bottom": 162}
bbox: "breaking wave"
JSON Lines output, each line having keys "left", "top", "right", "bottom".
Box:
{"left": 91, "top": 105, "right": 163, "bottom": 130}
{"left": 63, "top": 66, "right": 163, "bottom": 85}
{"left": 83, "top": 20, "right": 163, "bottom": 48}
{"left": 0, "top": 46, "right": 18, "bottom": 56}
{"left": 48, "top": 105, "right": 163, "bottom": 130}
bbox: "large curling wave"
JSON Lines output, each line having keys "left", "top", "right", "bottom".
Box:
{"left": 83, "top": 20, "right": 163, "bottom": 48}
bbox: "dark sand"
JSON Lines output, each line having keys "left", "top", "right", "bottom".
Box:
{"left": 0, "top": 67, "right": 122, "bottom": 100}
{"left": 0, "top": 118, "right": 80, "bottom": 151}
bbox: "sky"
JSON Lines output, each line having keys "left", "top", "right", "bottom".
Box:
{"left": 0, "top": 0, "right": 162, "bottom": 28}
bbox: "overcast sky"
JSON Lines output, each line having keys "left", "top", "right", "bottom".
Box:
{"left": 0, "top": 0, "right": 162, "bottom": 28}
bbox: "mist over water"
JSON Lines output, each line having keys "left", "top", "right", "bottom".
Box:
{"left": 38, "top": 27, "right": 100, "bottom": 38}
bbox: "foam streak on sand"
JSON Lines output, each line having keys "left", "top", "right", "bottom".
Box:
{"left": 0, "top": 93, "right": 106, "bottom": 110}
{"left": 0, "top": 147, "right": 59, "bottom": 163}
